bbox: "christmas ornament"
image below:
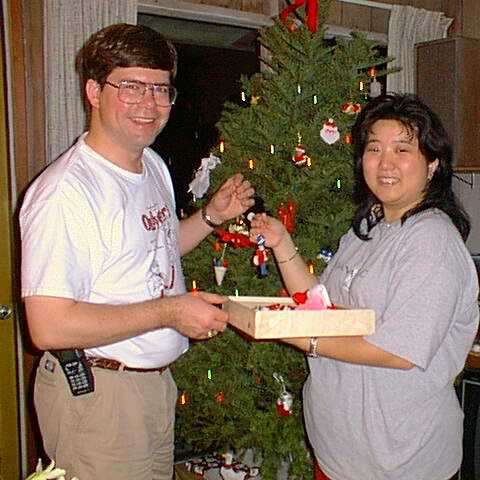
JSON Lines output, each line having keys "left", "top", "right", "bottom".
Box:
{"left": 287, "top": 21, "right": 298, "bottom": 32}
{"left": 213, "top": 244, "right": 228, "bottom": 286}
{"left": 320, "top": 119, "right": 340, "bottom": 145}
{"left": 317, "top": 247, "right": 333, "bottom": 263}
{"left": 213, "top": 240, "right": 222, "bottom": 252}
{"left": 252, "top": 234, "right": 268, "bottom": 278}
{"left": 185, "top": 454, "right": 222, "bottom": 477}
{"left": 229, "top": 216, "right": 249, "bottom": 236}
{"left": 215, "top": 228, "right": 253, "bottom": 249}
{"left": 341, "top": 101, "right": 361, "bottom": 114}
{"left": 219, "top": 452, "right": 260, "bottom": 480}
{"left": 215, "top": 391, "right": 225, "bottom": 404}
{"left": 294, "top": 284, "right": 332, "bottom": 310}
{"left": 279, "top": 0, "right": 318, "bottom": 33}
{"left": 188, "top": 154, "right": 221, "bottom": 200}
{"left": 273, "top": 373, "right": 293, "bottom": 416}
{"left": 343, "top": 133, "right": 352, "bottom": 145}
{"left": 291, "top": 133, "right": 310, "bottom": 167}
{"left": 213, "top": 260, "right": 228, "bottom": 286}
{"left": 277, "top": 201, "right": 296, "bottom": 233}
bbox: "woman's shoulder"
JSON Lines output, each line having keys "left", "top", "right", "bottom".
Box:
{"left": 404, "top": 209, "right": 460, "bottom": 241}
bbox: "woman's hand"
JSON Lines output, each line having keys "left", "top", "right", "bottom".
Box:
{"left": 249, "top": 213, "right": 287, "bottom": 249}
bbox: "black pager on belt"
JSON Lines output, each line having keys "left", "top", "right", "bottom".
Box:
{"left": 50, "top": 349, "right": 95, "bottom": 396}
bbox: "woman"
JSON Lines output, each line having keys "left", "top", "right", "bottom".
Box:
{"left": 250, "top": 94, "right": 479, "bottom": 480}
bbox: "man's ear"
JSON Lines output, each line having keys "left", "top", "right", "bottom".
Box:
{"left": 85, "top": 79, "right": 101, "bottom": 109}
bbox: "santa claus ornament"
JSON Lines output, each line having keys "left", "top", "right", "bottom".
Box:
{"left": 292, "top": 133, "right": 310, "bottom": 167}
{"left": 320, "top": 119, "right": 340, "bottom": 145}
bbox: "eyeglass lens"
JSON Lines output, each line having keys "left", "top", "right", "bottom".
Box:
{"left": 117, "top": 81, "right": 176, "bottom": 106}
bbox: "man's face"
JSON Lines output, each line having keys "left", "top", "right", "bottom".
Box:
{"left": 91, "top": 66, "right": 172, "bottom": 155}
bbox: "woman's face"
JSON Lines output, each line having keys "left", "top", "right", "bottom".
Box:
{"left": 362, "top": 119, "right": 438, "bottom": 223}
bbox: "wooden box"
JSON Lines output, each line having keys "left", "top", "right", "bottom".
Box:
{"left": 224, "top": 296, "right": 375, "bottom": 339}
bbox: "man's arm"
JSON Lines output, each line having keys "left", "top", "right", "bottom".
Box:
{"left": 25, "top": 291, "right": 228, "bottom": 350}
{"left": 282, "top": 336, "right": 414, "bottom": 369}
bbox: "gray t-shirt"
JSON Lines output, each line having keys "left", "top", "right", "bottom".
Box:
{"left": 304, "top": 209, "right": 479, "bottom": 480}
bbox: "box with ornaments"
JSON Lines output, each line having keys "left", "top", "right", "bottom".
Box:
{"left": 224, "top": 284, "right": 375, "bottom": 339}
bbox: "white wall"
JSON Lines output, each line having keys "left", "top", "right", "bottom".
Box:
{"left": 453, "top": 173, "right": 480, "bottom": 254}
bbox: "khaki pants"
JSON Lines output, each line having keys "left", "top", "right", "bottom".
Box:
{"left": 34, "top": 352, "right": 177, "bottom": 480}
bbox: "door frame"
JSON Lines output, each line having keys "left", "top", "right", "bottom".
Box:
{"left": 0, "top": 1, "right": 20, "bottom": 477}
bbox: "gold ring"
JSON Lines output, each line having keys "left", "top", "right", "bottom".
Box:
{"left": 207, "top": 330, "right": 217, "bottom": 338}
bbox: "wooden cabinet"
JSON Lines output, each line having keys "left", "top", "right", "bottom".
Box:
{"left": 416, "top": 37, "right": 480, "bottom": 171}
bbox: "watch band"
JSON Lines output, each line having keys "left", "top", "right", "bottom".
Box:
{"left": 307, "top": 337, "right": 319, "bottom": 357}
{"left": 201, "top": 205, "right": 222, "bottom": 229}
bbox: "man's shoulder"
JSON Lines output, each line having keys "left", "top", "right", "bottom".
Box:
{"left": 21, "top": 141, "right": 96, "bottom": 214}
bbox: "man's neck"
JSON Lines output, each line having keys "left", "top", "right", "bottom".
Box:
{"left": 84, "top": 131, "right": 144, "bottom": 174}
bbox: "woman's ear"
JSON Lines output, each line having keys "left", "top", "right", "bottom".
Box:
{"left": 428, "top": 158, "right": 439, "bottom": 180}
{"left": 85, "top": 79, "right": 101, "bottom": 109}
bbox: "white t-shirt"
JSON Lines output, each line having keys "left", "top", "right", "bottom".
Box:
{"left": 20, "top": 134, "right": 188, "bottom": 367}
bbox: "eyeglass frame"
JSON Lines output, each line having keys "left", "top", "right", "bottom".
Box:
{"left": 104, "top": 79, "right": 177, "bottom": 107}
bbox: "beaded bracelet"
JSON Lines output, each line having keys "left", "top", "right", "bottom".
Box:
{"left": 276, "top": 250, "right": 299, "bottom": 264}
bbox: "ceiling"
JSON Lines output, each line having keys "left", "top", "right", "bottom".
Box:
{"left": 138, "top": 13, "right": 258, "bottom": 51}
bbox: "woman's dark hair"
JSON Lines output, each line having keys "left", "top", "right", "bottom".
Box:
{"left": 76, "top": 23, "right": 177, "bottom": 89}
{"left": 351, "top": 93, "right": 470, "bottom": 241}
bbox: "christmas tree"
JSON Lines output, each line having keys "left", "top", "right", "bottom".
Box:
{"left": 172, "top": 1, "right": 388, "bottom": 478}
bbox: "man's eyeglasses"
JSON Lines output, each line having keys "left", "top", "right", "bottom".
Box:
{"left": 104, "top": 80, "right": 177, "bottom": 107}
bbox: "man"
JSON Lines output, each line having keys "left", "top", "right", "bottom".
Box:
{"left": 20, "top": 23, "right": 254, "bottom": 480}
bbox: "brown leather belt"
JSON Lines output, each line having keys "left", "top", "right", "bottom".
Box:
{"left": 86, "top": 356, "right": 169, "bottom": 374}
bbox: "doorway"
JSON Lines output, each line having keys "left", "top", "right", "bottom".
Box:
{"left": 138, "top": 14, "right": 260, "bottom": 211}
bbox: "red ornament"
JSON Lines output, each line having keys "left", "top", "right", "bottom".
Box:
{"left": 214, "top": 228, "right": 254, "bottom": 249}
{"left": 341, "top": 102, "right": 361, "bottom": 114}
{"left": 215, "top": 391, "right": 225, "bottom": 404}
{"left": 343, "top": 133, "right": 352, "bottom": 145}
{"left": 292, "top": 143, "right": 310, "bottom": 166}
{"left": 368, "top": 66, "right": 377, "bottom": 78}
{"left": 277, "top": 201, "right": 296, "bottom": 233}
{"left": 292, "top": 291, "right": 308, "bottom": 305}
{"left": 276, "top": 391, "right": 293, "bottom": 416}
{"left": 213, "top": 241, "right": 222, "bottom": 252}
